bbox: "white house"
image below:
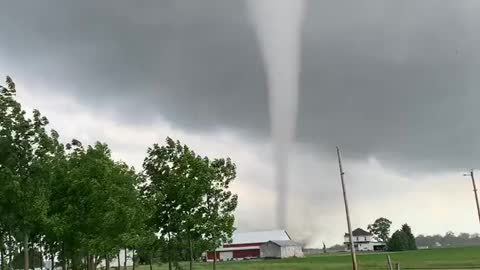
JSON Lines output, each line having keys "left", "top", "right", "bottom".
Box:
{"left": 260, "top": 240, "right": 304, "bottom": 259}
{"left": 344, "top": 228, "right": 386, "bottom": 251}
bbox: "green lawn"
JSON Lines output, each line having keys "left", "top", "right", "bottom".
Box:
{"left": 136, "top": 246, "right": 480, "bottom": 270}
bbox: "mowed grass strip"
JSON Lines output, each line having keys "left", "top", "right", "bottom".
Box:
{"left": 134, "top": 246, "right": 480, "bottom": 270}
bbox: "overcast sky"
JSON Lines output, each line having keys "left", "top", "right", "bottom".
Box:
{"left": 2, "top": 0, "right": 480, "bottom": 247}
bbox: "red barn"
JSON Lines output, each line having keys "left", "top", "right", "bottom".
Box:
{"left": 205, "top": 230, "right": 291, "bottom": 261}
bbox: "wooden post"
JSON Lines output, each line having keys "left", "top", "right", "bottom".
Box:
{"left": 469, "top": 170, "right": 480, "bottom": 223}
{"left": 386, "top": 255, "right": 393, "bottom": 270}
{"left": 395, "top": 263, "right": 400, "bottom": 270}
{"left": 336, "top": 146, "right": 358, "bottom": 270}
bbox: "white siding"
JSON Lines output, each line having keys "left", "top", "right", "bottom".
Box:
{"left": 280, "top": 246, "right": 304, "bottom": 258}
{"left": 220, "top": 252, "right": 233, "bottom": 261}
{"left": 260, "top": 242, "right": 304, "bottom": 259}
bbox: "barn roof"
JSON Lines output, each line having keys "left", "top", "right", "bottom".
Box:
{"left": 231, "top": 230, "right": 291, "bottom": 244}
{"left": 269, "top": 240, "right": 302, "bottom": 247}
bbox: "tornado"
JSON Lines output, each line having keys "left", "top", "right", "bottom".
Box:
{"left": 247, "top": 0, "right": 305, "bottom": 229}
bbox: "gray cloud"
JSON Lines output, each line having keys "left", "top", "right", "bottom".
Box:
{"left": 2, "top": 0, "right": 480, "bottom": 170}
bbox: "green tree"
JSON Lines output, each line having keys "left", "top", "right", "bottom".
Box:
{"left": 142, "top": 138, "right": 238, "bottom": 270}
{"left": 0, "top": 76, "right": 58, "bottom": 270}
{"left": 47, "top": 141, "right": 141, "bottom": 270}
{"left": 202, "top": 158, "right": 238, "bottom": 270}
{"left": 401, "top": 224, "right": 417, "bottom": 250}
{"left": 387, "top": 230, "right": 409, "bottom": 251}
{"left": 367, "top": 217, "right": 392, "bottom": 243}
{"left": 142, "top": 138, "right": 207, "bottom": 270}
{"left": 0, "top": 76, "right": 160, "bottom": 270}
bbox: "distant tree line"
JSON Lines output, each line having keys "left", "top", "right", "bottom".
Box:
{"left": 0, "top": 76, "right": 238, "bottom": 270}
{"left": 416, "top": 232, "right": 480, "bottom": 248}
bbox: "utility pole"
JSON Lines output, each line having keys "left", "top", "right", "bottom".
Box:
{"left": 465, "top": 170, "right": 480, "bottom": 223}
{"left": 336, "top": 146, "right": 358, "bottom": 270}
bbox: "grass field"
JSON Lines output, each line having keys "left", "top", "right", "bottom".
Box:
{"left": 138, "top": 246, "right": 480, "bottom": 270}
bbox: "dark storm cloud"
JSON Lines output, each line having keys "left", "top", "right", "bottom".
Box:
{"left": 0, "top": 0, "right": 269, "bottom": 133}
{"left": 1, "top": 0, "right": 480, "bottom": 170}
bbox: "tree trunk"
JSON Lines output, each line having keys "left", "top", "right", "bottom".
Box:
{"left": 1, "top": 245, "right": 5, "bottom": 270}
{"left": 189, "top": 238, "right": 193, "bottom": 270}
{"left": 105, "top": 255, "right": 109, "bottom": 270}
{"left": 168, "top": 251, "right": 172, "bottom": 270}
{"left": 8, "top": 234, "right": 13, "bottom": 270}
{"left": 52, "top": 254, "right": 55, "bottom": 270}
{"left": 24, "top": 233, "right": 29, "bottom": 270}
{"left": 30, "top": 241, "right": 34, "bottom": 270}
{"left": 61, "top": 243, "right": 66, "bottom": 270}
{"left": 122, "top": 250, "right": 126, "bottom": 270}
{"left": 148, "top": 252, "right": 152, "bottom": 270}
{"left": 212, "top": 249, "right": 216, "bottom": 270}
{"left": 71, "top": 251, "right": 76, "bottom": 270}
{"left": 168, "top": 237, "right": 172, "bottom": 270}
{"left": 116, "top": 253, "right": 120, "bottom": 270}
{"left": 40, "top": 245, "right": 43, "bottom": 270}
{"left": 39, "top": 243, "right": 43, "bottom": 270}
{"left": 89, "top": 255, "right": 94, "bottom": 270}
{"left": 131, "top": 251, "right": 135, "bottom": 270}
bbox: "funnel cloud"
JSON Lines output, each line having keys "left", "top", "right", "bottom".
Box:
{"left": 247, "top": 0, "right": 305, "bottom": 229}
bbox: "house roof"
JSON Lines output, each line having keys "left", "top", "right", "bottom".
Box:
{"left": 230, "top": 230, "right": 291, "bottom": 244}
{"left": 344, "top": 228, "right": 372, "bottom": 237}
{"left": 268, "top": 240, "right": 302, "bottom": 247}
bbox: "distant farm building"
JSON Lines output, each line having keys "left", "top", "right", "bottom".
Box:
{"left": 344, "top": 228, "right": 386, "bottom": 251}
{"left": 260, "top": 240, "right": 304, "bottom": 259}
{"left": 205, "top": 230, "right": 303, "bottom": 261}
